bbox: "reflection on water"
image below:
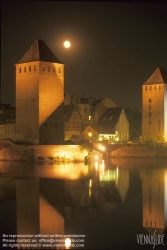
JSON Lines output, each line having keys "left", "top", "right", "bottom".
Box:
{"left": 0, "top": 158, "right": 167, "bottom": 249}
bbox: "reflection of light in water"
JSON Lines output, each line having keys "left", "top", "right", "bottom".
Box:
{"left": 101, "top": 160, "right": 105, "bottom": 174}
{"left": 95, "top": 161, "right": 98, "bottom": 171}
{"left": 65, "top": 238, "right": 71, "bottom": 249}
{"left": 116, "top": 167, "right": 119, "bottom": 179}
{"left": 89, "top": 179, "right": 92, "bottom": 197}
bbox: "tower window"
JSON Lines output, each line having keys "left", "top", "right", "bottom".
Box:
{"left": 149, "top": 105, "right": 151, "bottom": 110}
{"left": 48, "top": 67, "right": 50, "bottom": 72}
{"left": 145, "top": 86, "right": 147, "bottom": 91}
{"left": 19, "top": 67, "right": 21, "bottom": 73}
{"left": 149, "top": 113, "right": 151, "bottom": 116}
{"left": 159, "top": 85, "right": 161, "bottom": 89}
{"left": 58, "top": 68, "right": 60, "bottom": 73}
{"left": 149, "top": 99, "right": 151, "bottom": 103}
{"left": 24, "top": 67, "right": 26, "bottom": 73}
{"left": 150, "top": 86, "right": 152, "bottom": 90}
{"left": 42, "top": 65, "right": 45, "bottom": 71}
{"left": 154, "top": 85, "right": 156, "bottom": 90}
{"left": 34, "top": 65, "right": 36, "bottom": 71}
{"left": 53, "top": 67, "right": 55, "bottom": 73}
{"left": 149, "top": 121, "right": 152, "bottom": 124}
{"left": 29, "top": 66, "right": 31, "bottom": 72}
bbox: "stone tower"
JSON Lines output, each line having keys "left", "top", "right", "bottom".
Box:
{"left": 15, "top": 40, "right": 64, "bottom": 144}
{"left": 142, "top": 67, "right": 167, "bottom": 142}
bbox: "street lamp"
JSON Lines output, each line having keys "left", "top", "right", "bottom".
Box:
{"left": 88, "top": 132, "right": 92, "bottom": 143}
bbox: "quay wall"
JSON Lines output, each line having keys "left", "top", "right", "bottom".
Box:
{"left": 0, "top": 140, "right": 87, "bottom": 162}
{"left": 110, "top": 144, "right": 167, "bottom": 158}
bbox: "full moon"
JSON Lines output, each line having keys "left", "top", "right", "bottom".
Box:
{"left": 64, "top": 41, "right": 71, "bottom": 48}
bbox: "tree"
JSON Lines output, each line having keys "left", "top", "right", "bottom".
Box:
{"left": 125, "top": 108, "right": 142, "bottom": 141}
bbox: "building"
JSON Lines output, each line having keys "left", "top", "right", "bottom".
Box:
{"left": 0, "top": 104, "right": 16, "bottom": 140}
{"left": 142, "top": 67, "right": 167, "bottom": 142}
{"left": 81, "top": 107, "right": 129, "bottom": 143}
{"left": 64, "top": 105, "right": 83, "bottom": 141}
{"left": 15, "top": 40, "right": 64, "bottom": 144}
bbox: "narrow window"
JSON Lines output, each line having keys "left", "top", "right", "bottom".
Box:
{"left": 19, "top": 67, "right": 21, "bottom": 73}
{"left": 58, "top": 68, "right": 60, "bottom": 73}
{"left": 149, "top": 99, "right": 151, "bottom": 103}
{"left": 145, "top": 86, "right": 147, "bottom": 91}
{"left": 33, "top": 98, "right": 34, "bottom": 102}
{"left": 154, "top": 85, "right": 156, "bottom": 90}
{"left": 24, "top": 67, "right": 26, "bottom": 73}
{"left": 149, "top": 105, "right": 151, "bottom": 110}
{"left": 53, "top": 67, "right": 55, "bottom": 73}
{"left": 34, "top": 65, "right": 36, "bottom": 71}
{"left": 150, "top": 86, "right": 152, "bottom": 90}
{"left": 48, "top": 67, "right": 50, "bottom": 72}
{"left": 43, "top": 65, "right": 45, "bottom": 71}
{"left": 149, "top": 113, "right": 151, "bottom": 116}
{"left": 29, "top": 66, "right": 31, "bottom": 72}
{"left": 149, "top": 121, "right": 152, "bottom": 124}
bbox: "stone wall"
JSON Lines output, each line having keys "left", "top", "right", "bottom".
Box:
{"left": 110, "top": 144, "right": 167, "bottom": 158}
{"left": 0, "top": 140, "right": 88, "bottom": 162}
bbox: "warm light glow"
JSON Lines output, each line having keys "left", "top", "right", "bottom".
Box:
{"left": 89, "top": 179, "right": 92, "bottom": 187}
{"left": 95, "top": 161, "right": 98, "bottom": 170}
{"left": 94, "top": 155, "right": 98, "bottom": 160}
{"left": 65, "top": 238, "right": 71, "bottom": 248}
{"left": 100, "top": 145, "right": 105, "bottom": 151}
{"left": 88, "top": 132, "right": 92, "bottom": 137}
{"left": 64, "top": 41, "right": 71, "bottom": 48}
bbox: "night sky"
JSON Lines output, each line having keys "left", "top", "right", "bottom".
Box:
{"left": 1, "top": 1, "right": 167, "bottom": 110}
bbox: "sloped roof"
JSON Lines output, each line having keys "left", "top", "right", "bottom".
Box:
{"left": 99, "top": 107, "right": 123, "bottom": 125}
{"left": 82, "top": 124, "right": 115, "bottom": 135}
{"left": 17, "top": 40, "right": 63, "bottom": 64}
{"left": 64, "top": 105, "right": 82, "bottom": 122}
{"left": 144, "top": 67, "right": 167, "bottom": 85}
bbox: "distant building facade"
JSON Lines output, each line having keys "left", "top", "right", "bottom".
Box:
{"left": 15, "top": 40, "right": 64, "bottom": 144}
{"left": 142, "top": 67, "right": 167, "bottom": 142}
{"left": 0, "top": 104, "right": 16, "bottom": 140}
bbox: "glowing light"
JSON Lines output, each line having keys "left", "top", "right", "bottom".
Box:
{"left": 94, "top": 155, "right": 98, "bottom": 160}
{"left": 65, "top": 238, "right": 71, "bottom": 248}
{"left": 89, "top": 179, "right": 92, "bottom": 187}
{"left": 95, "top": 161, "right": 98, "bottom": 171}
{"left": 64, "top": 41, "right": 71, "bottom": 48}
{"left": 100, "top": 145, "right": 105, "bottom": 151}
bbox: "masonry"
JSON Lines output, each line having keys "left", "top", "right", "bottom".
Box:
{"left": 0, "top": 140, "right": 88, "bottom": 162}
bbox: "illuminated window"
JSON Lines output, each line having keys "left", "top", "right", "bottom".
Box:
{"left": 89, "top": 116, "right": 91, "bottom": 120}
{"left": 19, "top": 67, "right": 21, "bottom": 73}
{"left": 29, "top": 66, "right": 31, "bottom": 72}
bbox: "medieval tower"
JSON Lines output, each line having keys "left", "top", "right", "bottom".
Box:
{"left": 142, "top": 67, "right": 167, "bottom": 143}
{"left": 15, "top": 40, "right": 64, "bottom": 144}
